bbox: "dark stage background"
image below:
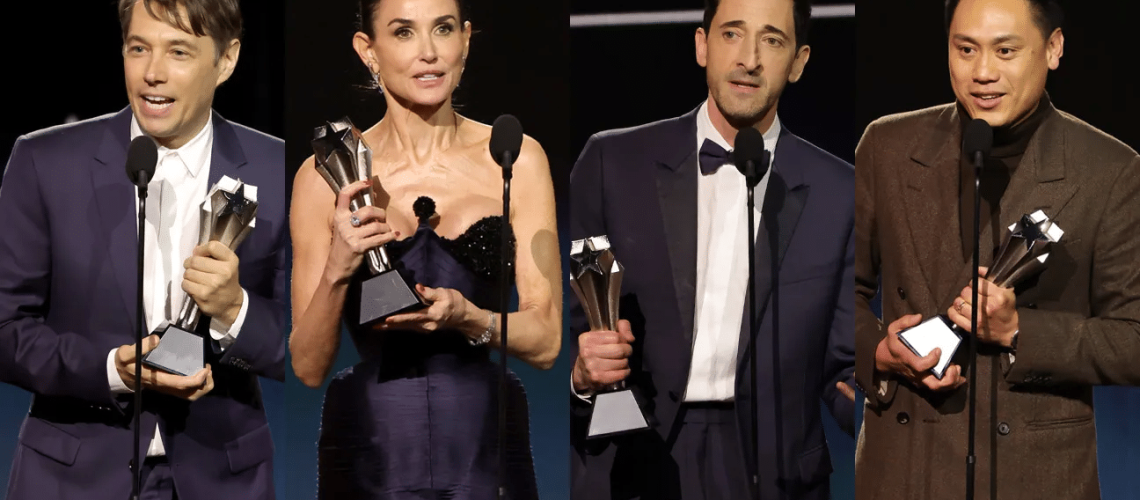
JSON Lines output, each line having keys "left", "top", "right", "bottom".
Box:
{"left": 571, "top": 1, "right": 857, "bottom": 498}
{"left": 0, "top": 0, "right": 286, "bottom": 496}
{"left": 858, "top": 1, "right": 1140, "bottom": 498}
{"left": 283, "top": 1, "right": 571, "bottom": 499}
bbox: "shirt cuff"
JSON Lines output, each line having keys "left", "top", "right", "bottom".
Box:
{"left": 107, "top": 349, "right": 132, "bottom": 395}
{"left": 571, "top": 374, "right": 593, "bottom": 404}
{"left": 209, "top": 289, "right": 249, "bottom": 350}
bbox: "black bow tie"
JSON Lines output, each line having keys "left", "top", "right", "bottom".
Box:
{"left": 699, "top": 139, "right": 733, "bottom": 175}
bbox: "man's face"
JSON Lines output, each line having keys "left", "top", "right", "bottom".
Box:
{"left": 948, "top": 0, "right": 1063, "bottom": 128}
{"left": 696, "top": 0, "right": 809, "bottom": 129}
{"left": 123, "top": 1, "right": 239, "bottom": 149}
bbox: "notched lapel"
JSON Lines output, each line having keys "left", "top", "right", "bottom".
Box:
{"left": 905, "top": 106, "right": 964, "bottom": 307}
{"left": 91, "top": 113, "right": 137, "bottom": 320}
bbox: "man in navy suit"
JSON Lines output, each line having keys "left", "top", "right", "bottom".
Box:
{"left": 569, "top": 0, "right": 854, "bottom": 498}
{"left": 0, "top": 1, "right": 287, "bottom": 499}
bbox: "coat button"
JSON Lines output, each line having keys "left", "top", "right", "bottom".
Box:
{"left": 896, "top": 412, "right": 910, "bottom": 425}
{"left": 897, "top": 287, "right": 907, "bottom": 299}
{"left": 1027, "top": 303, "right": 1038, "bottom": 309}
{"left": 998, "top": 422, "right": 1011, "bottom": 435}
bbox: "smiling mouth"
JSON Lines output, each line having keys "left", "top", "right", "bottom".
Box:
{"left": 972, "top": 93, "right": 1004, "bottom": 102}
{"left": 731, "top": 80, "right": 761, "bottom": 89}
{"left": 415, "top": 72, "right": 444, "bottom": 82}
{"left": 142, "top": 95, "right": 175, "bottom": 110}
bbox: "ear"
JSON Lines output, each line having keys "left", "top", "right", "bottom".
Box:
{"left": 695, "top": 27, "right": 709, "bottom": 68}
{"left": 215, "top": 39, "right": 241, "bottom": 87}
{"left": 787, "top": 44, "right": 811, "bottom": 83}
{"left": 353, "top": 31, "right": 377, "bottom": 74}
{"left": 462, "top": 21, "right": 472, "bottom": 61}
{"left": 1046, "top": 28, "right": 1063, "bottom": 70}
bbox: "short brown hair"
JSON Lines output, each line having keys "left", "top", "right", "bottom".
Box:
{"left": 119, "top": 0, "right": 243, "bottom": 60}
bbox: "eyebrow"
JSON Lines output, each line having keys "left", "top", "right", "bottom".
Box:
{"left": 124, "top": 34, "right": 198, "bottom": 49}
{"left": 951, "top": 33, "right": 1025, "bottom": 45}
{"left": 388, "top": 15, "right": 458, "bottom": 27}
{"left": 718, "top": 20, "right": 790, "bottom": 39}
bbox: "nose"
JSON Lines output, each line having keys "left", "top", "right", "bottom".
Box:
{"left": 419, "top": 34, "right": 439, "bottom": 64}
{"left": 144, "top": 53, "right": 167, "bottom": 86}
{"left": 972, "top": 50, "right": 999, "bottom": 84}
{"left": 739, "top": 34, "right": 763, "bottom": 74}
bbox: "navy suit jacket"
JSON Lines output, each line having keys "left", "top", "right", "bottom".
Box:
{"left": 0, "top": 108, "right": 289, "bottom": 500}
{"left": 569, "top": 107, "right": 855, "bottom": 500}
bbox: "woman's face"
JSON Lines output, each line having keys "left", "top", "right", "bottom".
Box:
{"left": 360, "top": 0, "right": 470, "bottom": 108}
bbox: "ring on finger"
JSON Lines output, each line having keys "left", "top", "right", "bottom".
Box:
{"left": 955, "top": 298, "right": 965, "bottom": 313}
{"left": 350, "top": 214, "right": 362, "bottom": 227}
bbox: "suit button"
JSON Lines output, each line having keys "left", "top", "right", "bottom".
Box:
{"left": 1027, "top": 303, "right": 1038, "bottom": 309}
{"left": 897, "top": 287, "right": 907, "bottom": 300}
{"left": 896, "top": 412, "right": 910, "bottom": 425}
{"left": 998, "top": 422, "right": 1011, "bottom": 435}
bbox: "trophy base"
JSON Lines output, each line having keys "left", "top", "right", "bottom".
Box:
{"left": 142, "top": 324, "right": 205, "bottom": 376}
{"left": 897, "top": 315, "right": 962, "bottom": 379}
{"left": 587, "top": 388, "right": 650, "bottom": 439}
{"left": 359, "top": 268, "right": 426, "bottom": 326}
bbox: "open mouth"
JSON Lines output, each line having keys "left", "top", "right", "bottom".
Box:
{"left": 415, "top": 72, "right": 444, "bottom": 82}
{"left": 730, "top": 80, "right": 761, "bottom": 92}
{"left": 142, "top": 95, "right": 175, "bottom": 111}
{"left": 971, "top": 92, "right": 1004, "bottom": 109}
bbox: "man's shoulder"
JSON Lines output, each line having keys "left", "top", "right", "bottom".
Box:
{"left": 15, "top": 111, "right": 123, "bottom": 150}
{"left": 220, "top": 117, "right": 284, "bottom": 153}
{"left": 1052, "top": 110, "right": 1139, "bottom": 162}
{"left": 865, "top": 103, "right": 955, "bottom": 138}
{"left": 783, "top": 132, "right": 854, "bottom": 181}
{"left": 583, "top": 109, "right": 696, "bottom": 159}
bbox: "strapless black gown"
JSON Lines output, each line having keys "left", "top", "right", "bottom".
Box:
{"left": 318, "top": 199, "right": 538, "bottom": 499}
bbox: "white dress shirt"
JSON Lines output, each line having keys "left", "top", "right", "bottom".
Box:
{"left": 683, "top": 100, "right": 780, "bottom": 402}
{"left": 104, "top": 116, "right": 250, "bottom": 456}
{"left": 573, "top": 101, "right": 781, "bottom": 403}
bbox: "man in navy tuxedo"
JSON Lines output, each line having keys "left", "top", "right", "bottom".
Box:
{"left": 569, "top": 0, "right": 854, "bottom": 498}
{"left": 0, "top": 1, "right": 287, "bottom": 499}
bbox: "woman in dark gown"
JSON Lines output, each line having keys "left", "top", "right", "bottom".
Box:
{"left": 288, "top": 0, "right": 562, "bottom": 498}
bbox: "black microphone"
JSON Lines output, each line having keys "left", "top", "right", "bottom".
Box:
{"left": 961, "top": 117, "right": 990, "bottom": 500}
{"left": 125, "top": 136, "right": 158, "bottom": 195}
{"left": 963, "top": 118, "right": 993, "bottom": 167}
{"left": 489, "top": 113, "right": 523, "bottom": 500}
{"left": 489, "top": 114, "right": 523, "bottom": 180}
{"left": 733, "top": 127, "right": 770, "bottom": 188}
{"left": 123, "top": 135, "right": 156, "bottom": 500}
{"left": 733, "top": 125, "right": 772, "bottom": 500}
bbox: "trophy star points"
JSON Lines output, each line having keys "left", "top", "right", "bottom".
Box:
{"left": 219, "top": 182, "right": 253, "bottom": 217}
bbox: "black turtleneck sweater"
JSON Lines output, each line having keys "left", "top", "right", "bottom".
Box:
{"left": 958, "top": 95, "right": 1054, "bottom": 261}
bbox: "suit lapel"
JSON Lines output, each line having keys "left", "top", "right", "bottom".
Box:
{"left": 90, "top": 109, "right": 138, "bottom": 319}
{"left": 737, "top": 129, "right": 809, "bottom": 367}
{"left": 905, "top": 106, "right": 968, "bottom": 307}
{"left": 945, "top": 107, "right": 1078, "bottom": 301}
{"left": 207, "top": 112, "right": 248, "bottom": 189}
{"left": 655, "top": 110, "right": 701, "bottom": 349}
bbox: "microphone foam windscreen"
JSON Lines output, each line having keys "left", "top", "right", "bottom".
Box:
{"left": 733, "top": 127, "right": 769, "bottom": 178}
{"left": 489, "top": 115, "right": 523, "bottom": 167}
{"left": 963, "top": 118, "right": 993, "bottom": 157}
{"left": 125, "top": 136, "right": 158, "bottom": 187}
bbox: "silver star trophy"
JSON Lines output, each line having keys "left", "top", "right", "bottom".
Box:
{"left": 143, "top": 175, "right": 258, "bottom": 376}
{"left": 570, "top": 235, "right": 650, "bottom": 438}
{"left": 312, "top": 117, "right": 425, "bottom": 325}
{"left": 898, "top": 210, "right": 1064, "bottom": 378}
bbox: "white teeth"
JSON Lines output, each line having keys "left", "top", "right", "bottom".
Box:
{"left": 143, "top": 96, "right": 173, "bottom": 104}
{"left": 417, "top": 74, "right": 440, "bottom": 81}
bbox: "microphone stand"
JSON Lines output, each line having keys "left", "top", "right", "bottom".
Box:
{"left": 742, "top": 153, "right": 770, "bottom": 500}
{"left": 498, "top": 151, "right": 513, "bottom": 500}
{"left": 131, "top": 175, "right": 149, "bottom": 500}
{"left": 966, "top": 150, "right": 982, "bottom": 500}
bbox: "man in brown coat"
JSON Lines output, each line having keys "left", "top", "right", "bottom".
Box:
{"left": 855, "top": 0, "right": 1140, "bottom": 499}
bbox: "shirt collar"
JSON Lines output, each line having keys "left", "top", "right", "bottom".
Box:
{"left": 129, "top": 114, "right": 213, "bottom": 179}
{"left": 696, "top": 99, "right": 782, "bottom": 156}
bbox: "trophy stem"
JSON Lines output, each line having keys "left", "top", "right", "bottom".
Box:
{"left": 175, "top": 295, "right": 199, "bottom": 330}
{"left": 365, "top": 248, "right": 389, "bottom": 275}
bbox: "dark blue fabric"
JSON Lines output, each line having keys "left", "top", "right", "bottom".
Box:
{"left": 318, "top": 217, "right": 537, "bottom": 500}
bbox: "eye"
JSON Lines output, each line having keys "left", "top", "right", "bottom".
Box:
{"left": 959, "top": 46, "right": 975, "bottom": 56}
{"left": 127, "top": 45, "right": 146, "bottom": 54}
{"left": 395, "top": 27, "right": 413, "bottom": 39}
{"left": 723, "top": 31, "right": 740, "bottom": 40}
{"left": 997, "top": 47, "right": 1015, "bottom": 57}
{"left": 434, "top": 23, "right": 454, "bottom": 35}
{"left": 764, "top": 36, "right": 784, "bottom": 48}
{"left": 172, "top": 49, "right": 189, "bottom": 58}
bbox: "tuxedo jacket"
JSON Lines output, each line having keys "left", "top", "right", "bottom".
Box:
{"left": 854, "top": 101, "right": 1140, "bottom": 500}
{"left": 569, "top": 106, "right": 855, "bottom": 500}
{"left": 0, "top": 108, "right": 289, "bottom": 500}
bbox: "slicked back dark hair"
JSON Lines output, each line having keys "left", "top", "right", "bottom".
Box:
{"left": 359, "top": 0, "right": 470, "bottom": 38}
{"left": 119, "top": 0, "right": 242, "bottom": 61}
{"left": 945, "top": 0, "right": 1064, "bottom": 40}
{"left": 702, "top": 0, "right": 812, "bottom": 48}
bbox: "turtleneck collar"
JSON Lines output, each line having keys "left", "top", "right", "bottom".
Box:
{"left": 958, "top": 92, "right": 1055, "bottom": 159}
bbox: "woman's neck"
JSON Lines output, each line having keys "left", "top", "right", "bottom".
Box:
{"left": 377, "top": 96, "right": 460, "bottom": 161}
